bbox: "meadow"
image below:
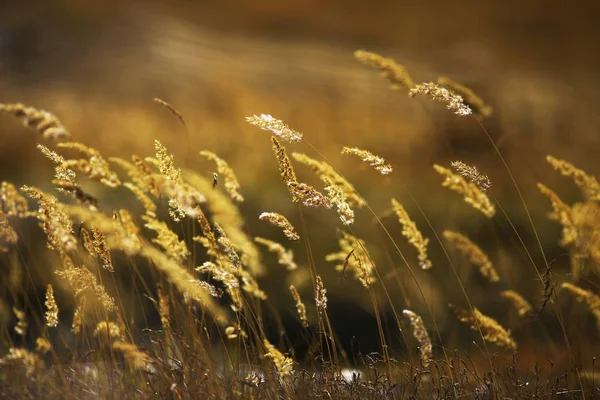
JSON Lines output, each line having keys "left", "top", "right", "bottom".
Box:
{"left": 0, "top": 47, "right": 599, "bottom": 399}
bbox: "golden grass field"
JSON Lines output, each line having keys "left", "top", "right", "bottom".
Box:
{"left": 1, "top": 2, "right": 600, "bottom": 398}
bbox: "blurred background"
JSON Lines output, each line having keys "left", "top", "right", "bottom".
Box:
{"left": 1, "top": 0, "right": 600, "bottom": 365}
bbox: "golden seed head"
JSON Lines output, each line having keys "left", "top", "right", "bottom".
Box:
{"left": 433, "top": 165, "right": 495, "bottom": 217}
{"left": 263, "top": 339, "right": 294, "bottom": 377}
{"left": 392, "top": 199, "right": 432, "bottom": 270}
{"left": 255, "top": 237, "right": 297, "bottom": 271}
{"left": 259, "top": 212, "right": 299, "bottom": 240}
{"left": 292, "top": 152, "right": 365, "bottom": 208}
{"left": 13, "top": 307, "right": 27, "bottom": 336}
{"left": 450, "top": 161, "right": 491, "bottom": 192}
{"left": 289, "top": 285, "right": 309, "bottom": 328}
{"left": 500, "top": 290, "right": 532, "bottom": 317}
{"left": 200, "top": 151, "right": 244, "bottom": 202}
{"left": 546, "top": 156, "right": 600, "bottom": 201}
{"left": 246, "top": 114, "right": 303, "bottom": 143}
{"left": 341, "top": 147, "right": 393, "bottom": 175}
{"left": 443, "top": 230, "right": 499, "bottom": 282}
{"left": 142, "top": 215, "right": 190, "bottom": 263}
{"left": 58, "top": 142, "right": 121, "bottom": 188}
{"left": 437, "top": 77, "right": 492, "bottom": 118}
{"left": 0, "top": 103, "right": 71, "bottom": 140}
{"left": 44, "top": 285, "right": 59, "bottom": 328}
{"left": 326, "top": 230, "right": 375, "bottom": 287}
{"left": 403, "top": 310, "right": 432, "bottom": 367}
{"left": 452, "top": 305, "right": 516, "bottom": 350}
{"left": 409, "top": 82, "right": 472, "bottom": 116}
{"left": 354, "top": 50, "right": 415, "bottom": 90}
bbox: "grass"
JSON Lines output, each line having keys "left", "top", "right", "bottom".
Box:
{"left": 0, "top": 50, "right": 599, "bottom": 399}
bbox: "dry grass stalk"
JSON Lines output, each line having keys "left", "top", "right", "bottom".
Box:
{"left": 570, "top": 202, "right": 600, "bottom": 277}
{"left": 183, "top": 170, "right": 264, "bottom": 276}
{"left": 71, "top": 297, "right": 85, "bottom": 335}
{"left": 292, "top": 153, "right": 365, "bottom": 208}
{"left": 391, "top": 199, "right": 432, "bottom": 270}
{"left": 341, "top": 147, "right": 393, "bottom": 175}
{"left": 324, "top": 177, "right": 355, "bottom": 226}
{"left": 124, "top": 182, "right": 157, "bottom": 217}
{"left": 437, "top": 77, "right": 492, "bottom": 118}
{"left": 450, "top": 161, "right": 491, "bottom": 192}
{"left": 200, "top": 151, "right": 244, "bottom": 202}
{"left": 1, "top": 182, "right": 29, "bottom": 217}
{"left": 255, "top": 237, "right": 297, "bottom": 271}
{"left": 271, "top": 136, "right": 297, "bottom": 184}
{"left": 561, "top": 282, "right": 600, "bottom": 331}
{"left": 152, "top": 140, "right": 195, "bottom": 221}
{"left": 195, "top": 281, "right": 224, "bottom": 298}
{"left": 452, "top": 305, "right": 516, "bottom": 350}
{"left": 67, "top": 206, "right": 141, "bottom": 256}
{"left": 433, "top": 165, "right": 495, "bottom": 217}
{"left": 157, "top": 177, "right": 206, "bottom": 222}
{"left": 110, "top": 156, "right": 160, "bottom": 196}
{"left": 196, "top": 261, "right": 241, "bottom": 309}
{"left": 13, "top": 307, "right": 27, "bottom": 336}
{"left": 157, "top": 287, "right": 170, "bottom": 332}
{"left": 0, "top": 210, "right": 18, "bottom": 252}
{"left": 58, "top": 142, "right": 121, "bottom": 188}
{"left": 90, "top": 227, "right": 114, "bottom": 272}
{"left": 55, "top": 263, "right": 118, "bottom": 313}
{"left": 326, "top": 230, "right": 375, "bottom": 287}
{"left": 354, "top": 50, "right": 415, "bottom": 90}
{"left": 112, "top": 340, "right": 152, "bottom": 371}
{"left": 53, "top": 180, "right": 99, "bottom": 210}
{"left": 35, "top": 337, "right": 52, "bottom": 355}
{"left": 537, "top": 183, "right": 577, "bottom": 247}
{"left": 315, "top": 275, "right": 328, "bottom": 314}
{"left": 21, "top": 186, "right": 77, "bottom": 251}
{"left": 403, "top": 310, "right": 433, "bottom": 367}
{"left": 287, "top": 181, "right": 332, "bottom": 209}
{"left": 153, "top": 97, "right": 186, "bottom": 128}
{"left": 500, "top": 290, "right": 532, "bottom": 317}
{"left": 140, "top": 245, "right": 229, "bottom": 323}
{"left": 246, "top": 114, "right": 303, "bottom": 143}
{"left": 443, "top": 230, "right": 499, "bottom": 282}
{"left": 263, "top": 339, "right": 294, "bottom": 377}
{"left": 79, "top": 227, "right": 94, "bottom": 254}
{"left": 37, "top": 144, "right": 78, "bottom": 188}
{"left": 0, "top": 348, "right": 42, "bottom": 376}
{"left": 44, "top": 284, "right": 59, "bottom": 328}
{"left": 271, "top": 137, "right": 331, "bottom": 209}
{"left": 259, "top": 212, "right": 299, "bottom": 240}
{"left": 193, "top": 210, "right": 219, "bottom": 259}
{"left": 214, "top": 223, "right": 243, "bottom": 269}
{"left": 289, "top": 285, "right": 309, "bottom": 328}
{"left": 154, "top": 140, "right": 182, "bottom": 184}
{"left": 142, "top": 215, "right": 189, "bottom": 263}
{"left": 546, "top": 156, "right": 600, "bottom": 201}
{"left": 224, "top": 325, "right": 248, "bottom": 340}
{"left": 93, "top": 321, "right": 123, "bottom": 340}
{"left": 409, "top": 83, "right": 472, "bottom": 116}
{"left": 0, "top": 102, "right": 70, "bottom": 140}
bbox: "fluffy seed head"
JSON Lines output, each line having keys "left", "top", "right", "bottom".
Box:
{"left": 259, "top": 212, "right": 299, "bottom": 240}
{"left": 341, "top": 147, "right": 393, "bottom": 175}
{"left": 433, "top": 165, "right": 495, "bottom": 217}
{"left": 354, "top": 50, "right": 415, "bottom": 90}
{"left": 409, "top": 82, "right": 472, "bottom": 116}
{"left": 443, "top": 230, "right": 499, "bottom": 282}
{"left": 391, "top": 199, "right": 432, "bottom": 270}
{"left": 246, "top": 114, "right": 303, "bottom": 143}
{"left": 403, "top": 310, "right": 432, "bottom": 367}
